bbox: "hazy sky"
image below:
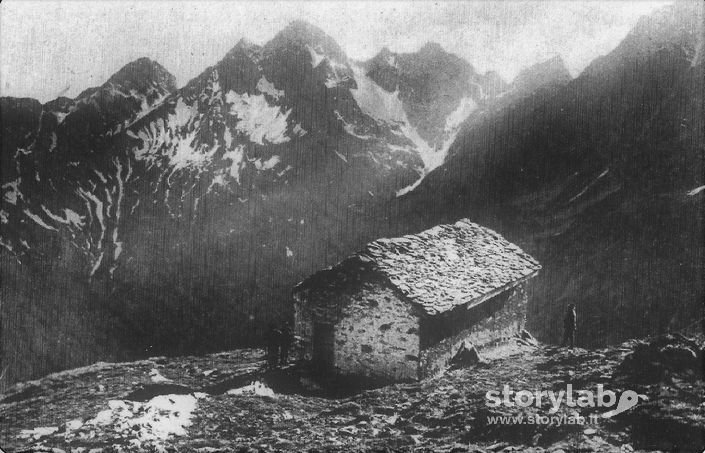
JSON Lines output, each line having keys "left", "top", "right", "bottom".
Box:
{"left": 1, "top": 1, "right": 669, "bottom": 103}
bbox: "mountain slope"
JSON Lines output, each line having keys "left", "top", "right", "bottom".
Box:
{"left": 511, "top": 55, "right": 572, "bottom": 95}
{"left": 393, "top": 1, "right": 704, "bottom": 347}
{"left": 1, "top": 58, "right": 180, "bottom": 389}
{"left": 363, "top": 43, "right": 509, "bottom": 192}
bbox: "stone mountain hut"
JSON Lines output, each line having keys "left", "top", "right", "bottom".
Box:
{"left": 292, "top": 219, "right": 541, "bottom": 381}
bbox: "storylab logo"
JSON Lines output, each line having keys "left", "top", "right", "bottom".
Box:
{"left": 486, "top": 384, "right": 648, "bottom": 418}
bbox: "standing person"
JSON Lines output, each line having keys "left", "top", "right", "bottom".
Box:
{"left": 562, "top": 304, "right": 577, "bottom": 348}
{"left": 279, "top": 322, "right": 294, "bottom": 366}
{"left": 265, "top": 323, "right": 281, "bottom": 368}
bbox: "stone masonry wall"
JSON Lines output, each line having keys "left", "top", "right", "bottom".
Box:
{"left": 334, "top": 281, "right": 421, "bottom": 381}
{"left": 294, "top": 301, "right": 315, "bottom": 361}
{"left": 419, "top": 284, "right": 527, "bottom": 378}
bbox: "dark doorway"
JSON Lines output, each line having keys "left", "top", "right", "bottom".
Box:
{"left": 312, "top": 322, "right": 335, "bottom": 373}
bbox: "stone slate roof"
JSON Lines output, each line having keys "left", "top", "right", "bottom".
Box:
{"left": 295, "top": 219, "right": 541, "bottom": 315}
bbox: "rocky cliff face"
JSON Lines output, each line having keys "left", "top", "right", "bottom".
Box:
{"left": 363, "top": 42, "right": 508, "bottom": 190}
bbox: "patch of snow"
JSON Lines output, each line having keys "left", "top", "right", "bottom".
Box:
{"left": 350, "top": 65, "right": 406, "bottom": 125}
{"left": 687, "top": 185, "right": 705, "bottom": 196}
{"left": 334, "top": 150, "right": 348, "bottom": 163}
{"left": 89, "top": 252, "right": 105, "bottom": 277}
{"left": 225, "top": 90, "right": 291, "bottom": 145}
{"left": 169, "top": 97, "right": 196, "bottom": 128}
{"left": 256, "top": 76, "right": 284, "bottom": 100}
{"left": 23, "top": 209, "right": 57, "bottom": 231}
{"left": 293, "top": 123, "right": 307, "bottom": 137}
{"left": 126, "top": 129, "right": 140, "bottom": 139}
{"left": 254, "top": 155, "right": 281, "bottom": 171}
{"left": 170, "top": 130, "right": 218, "bottom": 170}
{"left": 395, "top": 175, "right": 426, "bottom": 197}
{"left": 87, "top": 394, "right": 204, "bottom": 444}
{"left": 54, "top": 111, "right": 68, "bottom": 124}
{"left": 130, "top": 199, "right": 140, "bottom": 215}
{"left": 569, "top": 168, "right": 610, "bottom": 203}
{"left": 323, "top": 59, "right": 351, "bottom": 88}
{"left": 386, "top": 144, "right": 414, "bottom": 154}
{"left": 65, "top": 418, "right": 83, "bottom": 431}
{"left": 93, "top": 170, "right": 107, "bottom": 184}
{"left": 444, "top": 97, "right": 477, "bottom": 135}
{"left": 149, "top": 368, "right": 172, "bottom": 383}
{"left": 277, "top": 165, "right": 293, "bottom": 177}
{"left": 207, "top": 171, "right": 229, "bottom": 193}
{"left": 129, "top": 88, "right": 151, "bottom": 114}
{"left": 333, "top": 110, "right": 373, "bottom": 140}
{"left": 133, "top": 117, "right": 169, "bottom": 163}
{"left": 49, "top": 132, "right": 58, "bottom": 153}
{"left": 223, "top": 127, "right": 234, "bottom": 150}
{"left": 77, "top": 187, "right": 106, "bottom": 246}
{"left": 2, "top": 178, "right": 22, "bottom": 205}
{"left": 222, "top": 145, "right": 245, "bottom": 183}
{"left": 128, "top": 90, "right": 170, "bottom": 126}
{"left": 64, "top": 209, "right": 85, "bottom": 227}
{"left": 350, "top": 64, "right": 456, "bottom": 195}
{"left": 210, "top": 70, "right": 222, "bottom": 97}
{"left": 19, "top": 426, "right": 58, "bottom": 439}
{"left": 396, "top": 97, "right": 478, "bottom": 197}
{"left": 66, "top": 419, "right": 83, "bottom": 431}
{"left": 42, "top": 205, "right": 73, "bottom": 226}
{"left": 306, "top": 45, "right": 325, "bottom": 68}
{"left": 0, "top": 239, "right": 13, "bottom": 253}
{"left": 227, "top": 381, "right": 275, "bottom": 398}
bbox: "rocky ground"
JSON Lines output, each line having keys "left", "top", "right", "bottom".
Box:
{"left": 1, "top": 334, "right": 702, "bottom": 453}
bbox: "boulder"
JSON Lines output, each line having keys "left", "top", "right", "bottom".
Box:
{"left": 450, "top": 341, "right": 486, "bottom": 369}
{"left": 617, "top": 335, "right": 703, "bottom": 382}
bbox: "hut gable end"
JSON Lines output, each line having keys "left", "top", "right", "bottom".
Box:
{"left": 335, "top": 280, "right": 420, "bottom": 381}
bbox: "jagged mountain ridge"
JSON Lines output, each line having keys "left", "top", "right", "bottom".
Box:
{"left": 0, "top": 21, "right": 512, "bottom": 387}
{"left": 363, "top": 42, "right": 509, "bottom": 181}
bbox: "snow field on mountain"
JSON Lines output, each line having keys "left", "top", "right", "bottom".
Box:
{"left": 225, "top": 90, "right": 291, "bottom": 145}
